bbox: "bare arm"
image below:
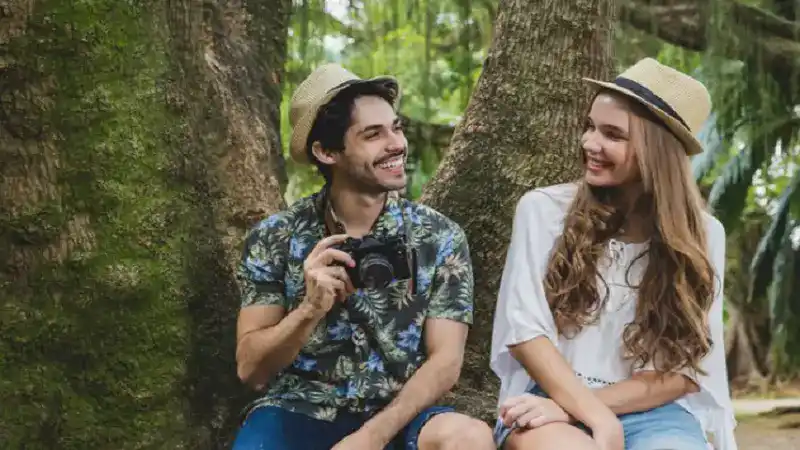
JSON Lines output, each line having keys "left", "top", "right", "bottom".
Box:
{"left": 509, "top": 337, "right": 618, "bottom": 429}
{"left": 360, "top": 318, "right": 468, "bottom": 443}
{"left": 235, "top": 231, "right": 354, "bottom": 390}
{"left": 592, "top": 371, "right": 698, "bottom": 415}
{"left": 235, "top": 303, "right": 325, "bottom": 389}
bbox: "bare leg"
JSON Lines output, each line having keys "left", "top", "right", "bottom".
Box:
{"left": 504, "top": 423, "right": 601, "bottom": 450}
{"left": 417, "top": 412, "right": 495, "bottom": 450}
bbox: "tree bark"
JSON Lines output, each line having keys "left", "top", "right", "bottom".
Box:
{"left": 165, "top": 0, "right": 290, "bottom": 447}
{"left": 721, "top": 214, "right": 774, "bottom": 386}
{"left": 1, "top": 0, "right": 289, "bottom": 448}
{"left": 420, "top": 0, "right": 617, "bottom": 421}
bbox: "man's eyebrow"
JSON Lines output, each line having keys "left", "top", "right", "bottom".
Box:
{"left": 358, "top": 124, "right": 383, "bottom": 135}
{"left": 358, "top": 118, "right": 402, "bottom": 135}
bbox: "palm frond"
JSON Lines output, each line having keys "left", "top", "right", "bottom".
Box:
{"left": 707, "top": 138, "right": 772, "bottom": 230}
{"left": 748, "top": 171, "right": 800, "bottom": 304}
{"left": 766, "top": 232, "right": 795, "bottom": 330}
{"left": 691, "top": 111, "right": 727, "bottom": 182}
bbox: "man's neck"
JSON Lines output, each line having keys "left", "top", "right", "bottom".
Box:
{"left": 328, "top": 180, "right": 387, "bottom": 238}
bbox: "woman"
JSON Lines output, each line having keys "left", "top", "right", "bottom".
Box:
{"left": 490, "top": 58, "right": 737, "bottom": 450}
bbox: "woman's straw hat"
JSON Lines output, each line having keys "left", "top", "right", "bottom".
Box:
{"left": 289, "top": 63, "right": 401, "bottom": 164}
{"left": 583, "top": 58, "right": 711, "bottom": 155}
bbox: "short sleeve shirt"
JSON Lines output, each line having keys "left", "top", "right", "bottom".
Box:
{"left": 237, "top": 187, "right": 474, "bottom": 421}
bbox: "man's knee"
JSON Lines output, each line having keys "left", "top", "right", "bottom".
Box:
{"left": 418, "top": 412, "right": 495, "bottom": 450}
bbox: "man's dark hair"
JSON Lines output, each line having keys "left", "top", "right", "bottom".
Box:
{"left": 306, "top": 82, "right": 397, "bottom": 182}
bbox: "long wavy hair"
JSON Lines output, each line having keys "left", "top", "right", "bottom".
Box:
{"left": 544, "top": 89, "right": 716, "bottom": 374}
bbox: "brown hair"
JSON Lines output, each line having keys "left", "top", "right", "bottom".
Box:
{"left": 544, "top": 90, "right": 715, "bottom": 374}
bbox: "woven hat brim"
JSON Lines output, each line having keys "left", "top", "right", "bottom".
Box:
{"left": 582, "top": 78, "right": 703, "bottom": 156}
{"left": 290, "top": 76, "right": 401, "bottom": 164}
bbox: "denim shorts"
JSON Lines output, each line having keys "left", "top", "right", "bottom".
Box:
{"left": 493, "top": 385, "right": 709, "bottom": 450}
{"left": 231, "top": 404, "right": 453, "bottom": 450}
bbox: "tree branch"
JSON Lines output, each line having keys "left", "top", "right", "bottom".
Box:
{"left": 621, "top": 0, "right": 800, "bottom": 74}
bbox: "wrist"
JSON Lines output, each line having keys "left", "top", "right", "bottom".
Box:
{"left": 297, "top": 299, "right": 326, "bottom": 321}
{"left": 361, "top": 411, "right": 402, "bottom": 445}
{"left": 584, "top": 409, "right": 620, "bottom": 430}
{"left": 359, "top": 421, "right": 393, "bottom": 446}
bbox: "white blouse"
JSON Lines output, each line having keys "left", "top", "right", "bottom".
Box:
{"left": 490, "top": 183, "right": 737, "bottom": 450}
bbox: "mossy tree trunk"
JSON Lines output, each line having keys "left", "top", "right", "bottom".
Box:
{"left": 165, "top": 0, "right": 290, "bottom": 447}
{"left": 420, "top": 0, "right": 617, "bottom": 421}
{"left": 0, "top": 0, "right": 289, "bottom": 448}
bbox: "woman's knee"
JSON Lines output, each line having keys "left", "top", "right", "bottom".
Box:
{"left": 504, "top": 423, "right": 600, "bottom": 450}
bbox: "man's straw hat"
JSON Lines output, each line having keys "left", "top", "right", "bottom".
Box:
{"left": 289, "top": 63, "right": 401, "bottom": 164}
{"left": 583, "top": 58, "right": 711, "bottom": 155}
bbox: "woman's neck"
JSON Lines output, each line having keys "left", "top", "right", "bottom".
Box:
{"left": 607, "top": 184, "right": 651, "bottom": 244}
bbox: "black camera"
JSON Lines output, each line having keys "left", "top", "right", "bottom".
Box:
{"left": 334, "top": 235, "right": 415, "bottom": 289}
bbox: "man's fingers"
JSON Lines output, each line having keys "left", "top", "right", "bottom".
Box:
{"left": 316, "top": 265, "right": 350, "bottom": 283}
{"left": 316, "top": 274, "right": 345, "bottom": 293}
{"left": 314, "top": 248, "right": 356, "bottom": 268}
{"left": 308, "top": 234, "right": 350, "bottom": 259}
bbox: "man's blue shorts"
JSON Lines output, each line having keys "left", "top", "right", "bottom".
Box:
{"left": 231, "top": 405, "right": 453, "bottom": 450}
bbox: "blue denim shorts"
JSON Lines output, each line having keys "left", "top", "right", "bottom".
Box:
{"left": 493, "top": 385, "right": 708, "bottom": 450}
{"left": 231, "top": 404, "right": 453, "bottom": 450}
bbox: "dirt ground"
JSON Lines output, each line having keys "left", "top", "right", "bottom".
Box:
{"left": 733, "top": 381, "right": 800, "bottom": 449}
{"left": 735, "top": 412, "right": 800, "bottom": 449}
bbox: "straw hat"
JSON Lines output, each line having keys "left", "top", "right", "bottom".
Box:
{"left": 289, "top": 63, "right": 401, "bottom": 164}
{"left": 583, "top": 58, "right": 711, "bottom": 156}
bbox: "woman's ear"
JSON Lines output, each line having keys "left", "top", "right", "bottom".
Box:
{"left": 311, "top": 141, "right": 337, "bottom": 165}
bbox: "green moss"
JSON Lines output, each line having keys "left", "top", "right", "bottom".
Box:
{"left": 1, "top": 1, "right": 193, "bottom": 448}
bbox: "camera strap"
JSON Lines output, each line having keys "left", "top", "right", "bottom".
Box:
{"left": 399, "top": 197, "right": 417, "bottom": 296}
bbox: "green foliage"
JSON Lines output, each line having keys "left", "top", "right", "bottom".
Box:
{"left": 280, "top": 0, "right": 492, "bottom": 203}
{"left": 695, "top": 0, "right": 800, "bottom": 373}
{"left": 0, "top": 1, "right": 191, "bottom": 448}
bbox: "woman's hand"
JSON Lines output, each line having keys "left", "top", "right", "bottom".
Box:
{"left": 589, "top": 416, "right": 624, "bottom": 450}
{"left": 499, "top": 394, "right": 572, "bottom": 429}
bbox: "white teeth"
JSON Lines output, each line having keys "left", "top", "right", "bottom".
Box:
{"left": 377, "top": 157, "right": 403, "bottom": 169}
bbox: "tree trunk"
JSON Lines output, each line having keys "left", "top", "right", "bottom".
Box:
{"left": 1, "top": 2, "right": 182, "bottom": 448}
{"left": 0, "top": 0, "right": 289, "bottom": 448}
{"left": 721, "top": 214, "right": 774, "bottom": 388}
{"left": 725, "top": 309, "right": 771, "bottom": 388}
{"left": 165, "top": 0, "right": 290, "bottom": 447}
{"left": 420, "top": 0, "right": 617, "bottom": 421}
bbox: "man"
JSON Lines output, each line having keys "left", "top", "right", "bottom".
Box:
{"left": 232, "top": 63, "right": 494, "bottom": 450}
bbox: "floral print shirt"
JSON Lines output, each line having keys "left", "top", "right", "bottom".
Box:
{"left": 237, "top": 187, "right": 474, "bottom": 421}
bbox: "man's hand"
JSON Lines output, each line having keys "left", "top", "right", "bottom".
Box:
{"left": 302, "top": 234, "right": 356, "bottom": 313}
{"left": 331, "top": 428, "right": 388, "bottom": 450}
{"left": 499, "top": 394, "right": 572, "bottom": 429}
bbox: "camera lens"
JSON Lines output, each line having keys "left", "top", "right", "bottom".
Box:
{"left": 359, "top": 253, "right": 394, "bottom": 289}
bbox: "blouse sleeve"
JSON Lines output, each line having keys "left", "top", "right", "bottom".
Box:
{"left": 490, "top": 191, "right": 560, "bottom": 390}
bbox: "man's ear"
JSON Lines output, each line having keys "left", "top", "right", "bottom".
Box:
{"left": 311, "top": 141, "right": 338, "bottom": 165}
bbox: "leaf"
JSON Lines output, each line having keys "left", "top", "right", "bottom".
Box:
{"left": 707, "top": 121, "right": 791, "bottom": 230}
{"left": 707, "top": 141, "right": 768, "bottom": 229}
{"left": 766, "top": 235, "right": 795, "bottom": 332}
{"left": 748, "top": 171, "right": 800, "bottom": 304}
{"left": 691, "top": 111, "right": 727, "bottom": 182}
